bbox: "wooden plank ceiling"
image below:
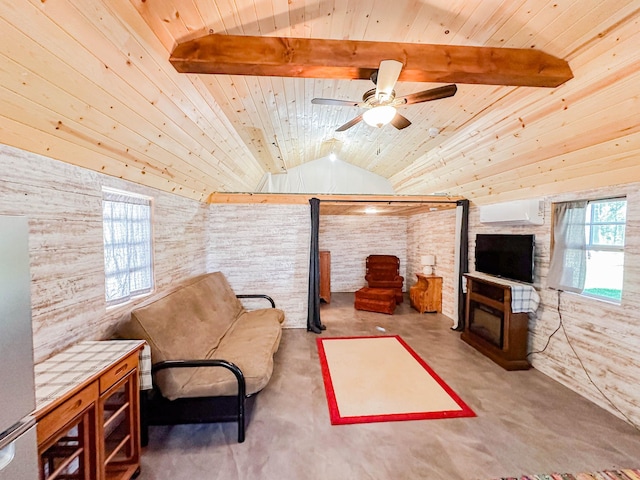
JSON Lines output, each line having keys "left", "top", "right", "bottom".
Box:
{"left": 0, "top": 1, "right": 638, "bottom": 204}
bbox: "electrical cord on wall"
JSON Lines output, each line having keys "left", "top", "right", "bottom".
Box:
{"left": 527, "top": 291, "right": 563, "bottom": 357}
{"left": 529, "top": 290, "right": 640, "bottom": 432}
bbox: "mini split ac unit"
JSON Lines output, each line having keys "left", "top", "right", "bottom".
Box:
{"left": 479, "top": 199, "right": 545, "bottom": 226}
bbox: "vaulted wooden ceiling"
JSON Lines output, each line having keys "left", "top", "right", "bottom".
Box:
{"left": 0, "top": 1, "right": 638, "bottom": 204}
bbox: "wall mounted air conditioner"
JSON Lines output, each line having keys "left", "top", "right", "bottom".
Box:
{"left": 479, "top": 199, "right": 545, "bottom": 226}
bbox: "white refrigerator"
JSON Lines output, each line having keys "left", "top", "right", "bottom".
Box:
{"left": 0, "top": 216, "right": 39, "bottom": 479}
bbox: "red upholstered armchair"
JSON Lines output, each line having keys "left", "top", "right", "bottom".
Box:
{"left": 365, "top": 255, "right": 404, "bottom": 303}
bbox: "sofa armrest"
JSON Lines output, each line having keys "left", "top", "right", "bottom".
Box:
{"left": 236, "top": 294, "right": 276, "bottom": 308}
{"left": 152, "top": 359, "right": 246, "bottom": 398}
{"left": 149, "top": 359, "right": 248, "bottom": 442}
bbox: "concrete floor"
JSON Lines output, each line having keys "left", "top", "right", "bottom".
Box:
{"left": 137, "top": 293, "right": 640, "bottom": 480}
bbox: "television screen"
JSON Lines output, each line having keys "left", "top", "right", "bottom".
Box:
{"left": 475, "top": 234, "right": 535, "bottom": 283}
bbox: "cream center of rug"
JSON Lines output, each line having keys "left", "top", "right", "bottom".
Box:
{"left": 322, "top": 336, "right": 463, "bottom": 417}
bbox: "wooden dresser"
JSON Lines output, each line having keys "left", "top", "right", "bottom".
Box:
{"left": 410, "top": 274, "right": 443, "bottom": 313}
{"left": 319, "top": 250, "right": 331, "bottom": 303}
{"left": 34, "top": 340, "right": 146, "bottom": 480}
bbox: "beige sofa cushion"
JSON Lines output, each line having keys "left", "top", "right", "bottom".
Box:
{"left": 121, "top": 271, "right": 284, "bottom": 400}
{"left": 164, "top": 311, "right": 283, "bottom": 398}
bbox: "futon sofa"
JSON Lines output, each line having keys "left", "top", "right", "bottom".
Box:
{"left": 117, "top": 271, "right": 284, "bottom": 443}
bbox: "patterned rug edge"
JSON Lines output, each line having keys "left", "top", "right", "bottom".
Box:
{"left": 492, "top": 468, "right": 640, "bottom": 480}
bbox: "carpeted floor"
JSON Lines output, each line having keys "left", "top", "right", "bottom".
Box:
{"left": 493, "top": 468, "right": 640, "bottom": 479}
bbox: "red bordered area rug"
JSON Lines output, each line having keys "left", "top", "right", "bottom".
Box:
{"left": 317, "top": 335, "right": 476, "bottom": 425}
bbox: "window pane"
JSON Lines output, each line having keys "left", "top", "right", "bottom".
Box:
{"left": 590, "top": 200, "right": 626, "bottom": 223}
{"left": 102, "top": 191, "right": 153, "bottom": 306}
{"left": 583, "top": 251, "right": 623, "bottom": 301}
{"left": 580, "top": 197, "right": 626, "bottom": 302}
{"left": 590, "top": 224, "right": 625, "bottom": 247}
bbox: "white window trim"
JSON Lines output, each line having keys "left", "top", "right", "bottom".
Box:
{"left": 583, "top": 197, "right": 626, "bottom": 303}
{"left": 102, "top": 187, "right": 155, "bottom": 308}
{"left": 549, "top": 196, "right": 626, "bottom": 304}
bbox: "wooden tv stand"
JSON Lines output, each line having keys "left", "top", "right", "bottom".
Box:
{"left": 461, "top": 274, "right": 531, "bottom": 370}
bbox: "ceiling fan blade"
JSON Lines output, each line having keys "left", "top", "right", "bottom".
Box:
{"left": 375, "top": 60, "right": 403, "bottom": 102}
{"left": 312, "top": 98, "right": 360, "bottom": 107}
{"left": 390, "top": 113, "right": 412, "bottom": 130}
{"left": 399, "top": 84, "right": 458, "bottom": 105}
{"left": 336, "top": 114, "right": 364, "bottom": 132}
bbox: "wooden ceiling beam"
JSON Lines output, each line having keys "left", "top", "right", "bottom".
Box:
{"left": 208, "top": 192, "right": 464, "bottom": 205}
{"left": 170, "top": 34, "right": 573, "bottom": 88}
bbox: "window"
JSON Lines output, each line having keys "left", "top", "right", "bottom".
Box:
{"left": 548, "top": 197, "right": 626, "bottom": 302}
{"left": 583, "top": 198, "right": 626, "bottom": 301}
{"left": 102, "top": 188, "right": 153, "bottom": 306}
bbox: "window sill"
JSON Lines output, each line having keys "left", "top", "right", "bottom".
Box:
{"left": 554, "top": 288, "right": 622, "bottom": 307}
{"left": 105, "top": 290, "right": 155, "bottom": 312}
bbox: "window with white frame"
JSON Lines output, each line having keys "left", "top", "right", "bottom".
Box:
{"left": 583, "top": 198, "right": 626, "bottom": 301}
{"left": 548, "top": 197, "right": 626, "bottom": 302}
{"left": 102, "top": 188, "right": 153, "bottom": 306}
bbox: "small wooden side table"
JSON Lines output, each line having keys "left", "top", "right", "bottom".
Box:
{"left": 410, "top": 274, "right": 443, "bottom": 313}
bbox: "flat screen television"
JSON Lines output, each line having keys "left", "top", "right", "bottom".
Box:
{"left": 474, "top": 234, "right": 535, "bottom": 284}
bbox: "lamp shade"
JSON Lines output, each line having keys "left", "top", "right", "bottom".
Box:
{"left": 421, "top": 254, "right": 435, "bottom": 266}
{"left": 362, "top": 105, "right": 396, "bottom": 128}
{"left": 422, "top": 254, "right": 435, "bottom": 275}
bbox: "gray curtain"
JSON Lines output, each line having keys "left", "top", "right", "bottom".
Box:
{"left": 548, "top": 200, "right": 588, "bottom": 293}
{"left": 453, "top": 200, "right": 469, "bottom": 331}
{"left": 307, "top": 198, "right": 325, "bottom": 333}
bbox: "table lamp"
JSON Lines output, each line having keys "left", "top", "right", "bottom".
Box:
{"left": 422, "top": 254, "right": 435, "bottom": 275}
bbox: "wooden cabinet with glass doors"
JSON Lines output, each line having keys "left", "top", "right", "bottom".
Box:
{"left": 34, "top": 341, "right": 144, "bottom": 480}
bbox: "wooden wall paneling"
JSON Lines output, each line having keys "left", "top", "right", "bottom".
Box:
{"left": 407, "top": 209, "right": 457, "bottom": 319}
{"left": 467, "top": 183, "right": 640, "bottom": 427}
{"left": 0, "top": 143, "right": 208, "bottom": 362}
{"left": 207, "top": 203, "right": 311, "bottom": 328}
{"left": 319, "top": 215, "right": 408, "bottom": 293}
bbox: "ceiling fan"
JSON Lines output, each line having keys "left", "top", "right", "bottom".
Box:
{"left": 311, "top": 60, "right": 457, "bottom": 132}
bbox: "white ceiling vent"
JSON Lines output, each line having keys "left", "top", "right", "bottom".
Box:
{"left": 479, "top": 199, "right": 545, "bottom": 226}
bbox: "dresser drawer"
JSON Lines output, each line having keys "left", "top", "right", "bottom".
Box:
{"left": 37, "top": 381, "right": 99, "bottom": 446}
{"left": 100, "top": 352, "right": 138, "bottom": 393}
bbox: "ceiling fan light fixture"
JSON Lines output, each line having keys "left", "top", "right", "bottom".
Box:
{"left": 362, "top": 105, "right": 396, "bottom": 128}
